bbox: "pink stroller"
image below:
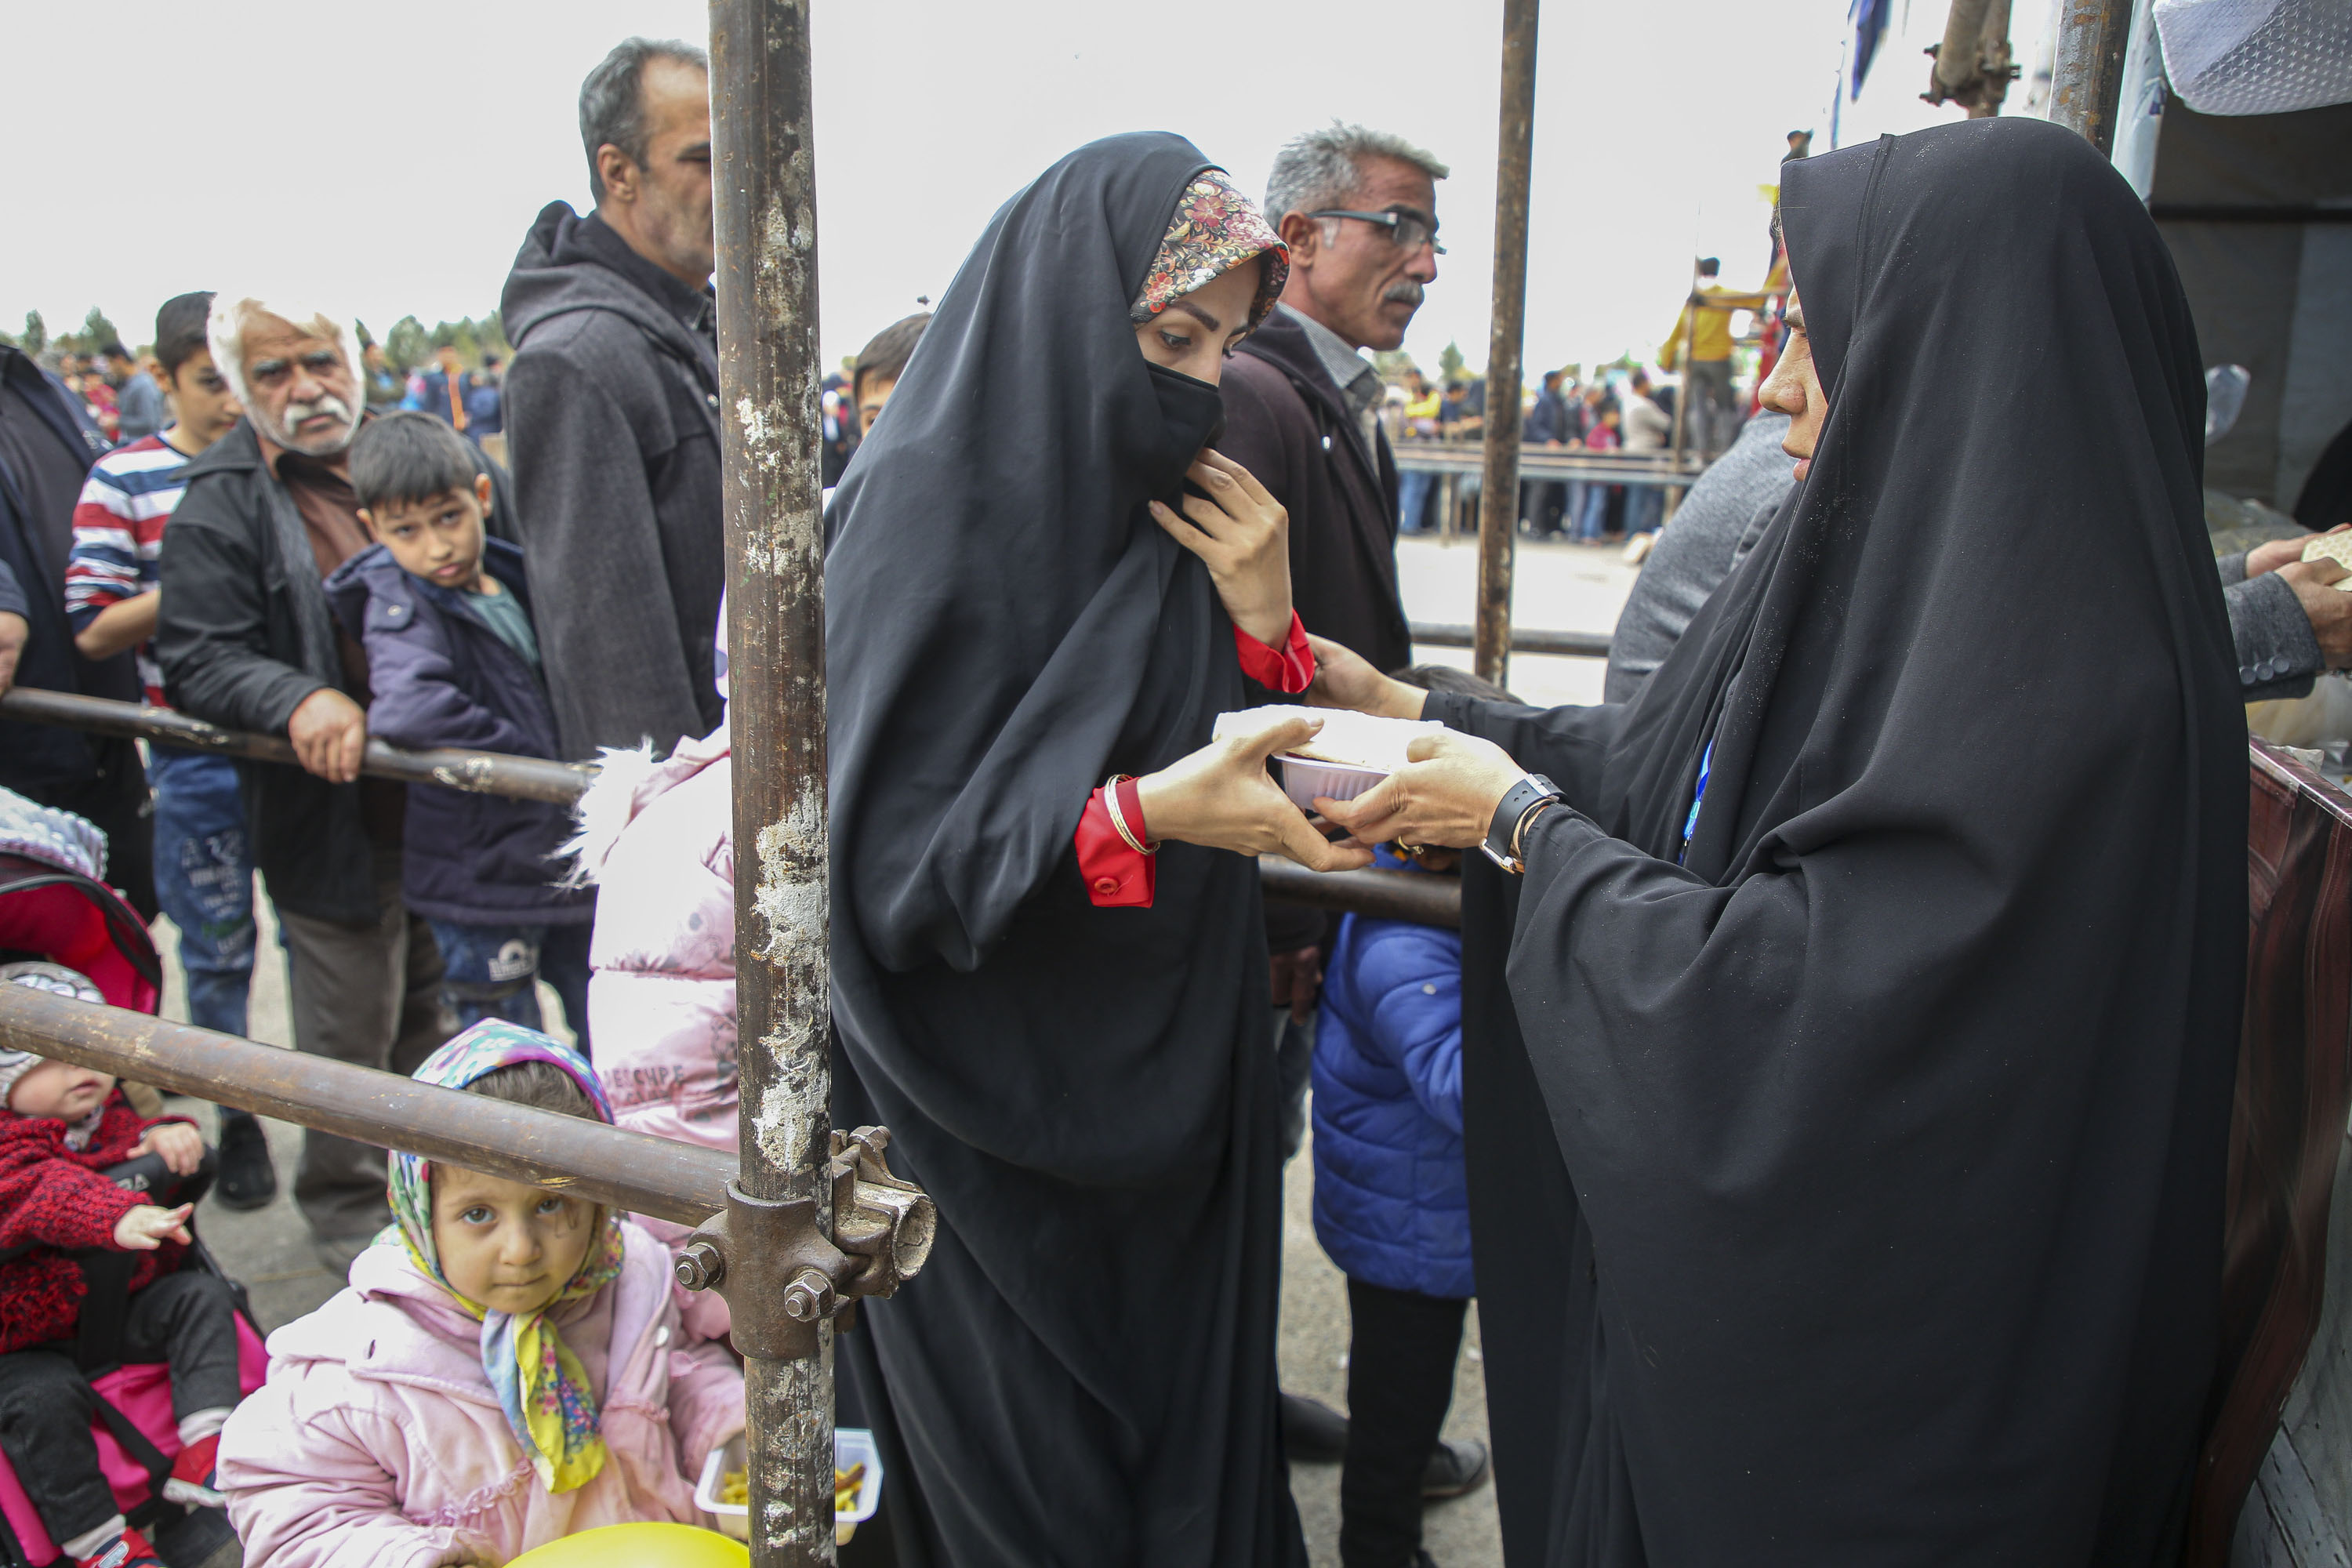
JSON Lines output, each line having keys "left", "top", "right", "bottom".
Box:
{"left": 0, "top": 789, "right": 265, "bottom": 1567}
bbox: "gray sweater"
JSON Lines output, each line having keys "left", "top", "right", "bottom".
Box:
{"left": 1606, "top": 412, "right": 2324, "bottom": 704}
{"left": 1604, "top": 412, "right": 1793, "bottom": 703}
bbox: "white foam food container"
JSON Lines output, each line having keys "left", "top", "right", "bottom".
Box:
{"left": 697, "top": 1428, "right": 882, "bottom": 1547}
{"left": 1211, "top": 705, "right": 1446, "bottom": 772}
{"left": 1213, "top": 705, "right": 1443, "bottom": 812}
{"left": 1273, "top": 755, "right": 1388, "bottom": 811}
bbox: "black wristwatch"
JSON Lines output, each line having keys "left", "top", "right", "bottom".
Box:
{"left": 1483, "top": 774, "right": 1563, "bottom": 874}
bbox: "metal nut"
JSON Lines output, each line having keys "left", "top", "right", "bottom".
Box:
{"left": 781, "top": 1266, "right": 835, "bottom": 1323}
{"left": 676, "top": 1240, "right": 726, "bottom": 1292}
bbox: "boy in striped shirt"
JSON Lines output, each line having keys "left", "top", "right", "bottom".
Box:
{"left": 62, "top": 292, "right": 277, "bottom": 1211}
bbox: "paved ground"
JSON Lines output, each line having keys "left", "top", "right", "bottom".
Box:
{"left": 1394, "top": 531, "right": 1642, "bottom": 709}
{"left": 168, "top": 532, "right": 1639, "bottom": 1567}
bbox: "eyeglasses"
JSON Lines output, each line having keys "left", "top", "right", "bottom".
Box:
{"left": 1303, "top": 208, "right": 1445, "bottom": 255}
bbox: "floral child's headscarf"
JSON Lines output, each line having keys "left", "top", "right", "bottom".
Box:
{"left": 384, "top": 1021, "right": 626, "bottom": 1494}
{"left": 1128, "top": 168, "right": 1290, "bottom": 331}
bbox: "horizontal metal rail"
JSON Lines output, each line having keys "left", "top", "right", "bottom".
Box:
{"left": 0, "top": 985, "right": 730, "bottom": 1226}
{"left": 2, "top": 689, "right": 1468, "bottom": 925}
{"left": 0, "top": 688, "right": 596, "bottom": 807}
{"left": 1261, "top": 856, "right": 1461, "bottom": 927}
{"left": 1410, "top": 622, "right": 1613, "bottom": 660}
{"left": 1396, "top": 444, "right": 1704, "bottom": 488}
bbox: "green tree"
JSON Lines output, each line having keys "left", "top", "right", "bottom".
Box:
{"left": 20, "top": 312, "right": 46, "bottom": 357}
{"left": 1437, "top": 340, "right": 1466, "bottom": 383}
{"left": 383, "top": 316, "right": 430, "bottom": 372}
{"left": 80, "top": 306, "right": 120, "bottom": 352}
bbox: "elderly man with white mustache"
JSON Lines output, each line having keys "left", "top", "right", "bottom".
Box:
{"left": 154, "top": 297, "right": 517, "bottom": 1272}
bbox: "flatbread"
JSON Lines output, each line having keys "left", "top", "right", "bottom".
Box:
{"left": 1211, "top": 704, "right": 1446, "bottom": 773}
{"left": 2299, "top": 531, "right": 2352, "bottom": 590}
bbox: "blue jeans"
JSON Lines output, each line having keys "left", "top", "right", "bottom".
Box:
{"left": 147, "top": 747, "right": 256, "bottom": 1040}
{"left": 426, "top": 919, "right": 593, "bottom": 1054}
{"left": 1626, "top": 485, "right": 1664, "bottom": 535}
{"left": 1397, "top": 468, "right": 1436, "bottom": 535}
{"left": 1577, "top": 484, "right": 1617, "bottom": 539}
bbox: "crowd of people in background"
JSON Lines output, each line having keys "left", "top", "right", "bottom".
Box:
{"left": 1386, "top": 250, "right": 1785, "bottom": 546}
{"left": 0, "top": 33, "right": 2304, "bottom": 1568}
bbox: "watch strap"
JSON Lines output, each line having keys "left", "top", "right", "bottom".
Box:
{"left": 1483, "top": 774, "right": 1563, "bottom": 873}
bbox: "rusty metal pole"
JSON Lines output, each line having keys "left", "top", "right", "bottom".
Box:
{"left": 709, "top": 1, "right": 833, "bottom": 1561}
{"left": 1473, "top": 0, "right": 1540, "bottom": 686}
{"left": 2049, "top": 0, "right": 2132, "bottom": 155}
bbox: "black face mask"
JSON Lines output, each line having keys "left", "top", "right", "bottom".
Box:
{"left": 1145, "top": 360, "right": 1225, "bottom": 507}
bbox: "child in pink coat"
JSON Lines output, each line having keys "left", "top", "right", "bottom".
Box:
{"left": 216, "top": 1025, "right": 743, "bottom": 1567}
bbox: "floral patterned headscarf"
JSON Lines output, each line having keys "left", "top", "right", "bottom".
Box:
{"left": 1128, "top": 168, "right": 1290, "bottom": 330}
{"left": 384, "top": 1021, "right": 626, "bottom": 1494}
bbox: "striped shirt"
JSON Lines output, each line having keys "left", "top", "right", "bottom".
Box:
{"left": 65, "top": 434, "right": 190, "bottom": 705}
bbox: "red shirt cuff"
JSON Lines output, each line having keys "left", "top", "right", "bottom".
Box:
{"left": 1233, "top": 612, "right": 1315, "bottom": 695}
{"left": 1076, "top": 788, "right": 1155, "bottom": 908}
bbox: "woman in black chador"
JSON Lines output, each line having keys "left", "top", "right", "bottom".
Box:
{"left": 1313, "top": 118, "right": 2245, "bottom": 1563}
{"left": 826, "top": 133, "right": 1368, "bottom": 1566}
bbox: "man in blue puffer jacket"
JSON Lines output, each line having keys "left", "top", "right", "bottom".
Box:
{"left": 1313, "top": 663, "right": 1513, "bottom": 1568}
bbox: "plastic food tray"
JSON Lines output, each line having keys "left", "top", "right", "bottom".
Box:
{"left": 695, "top": 1428, "right": 881, "bottom": 1547}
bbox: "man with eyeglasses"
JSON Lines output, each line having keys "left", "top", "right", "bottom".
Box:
{"left": 1214, "top": 122, "right": 1491, "bottom": 1520}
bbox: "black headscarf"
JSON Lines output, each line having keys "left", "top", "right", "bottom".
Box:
{"left": 1435, "top": 118, "right": 2245, "bottom": 1562}
{"left": 826, "top": 132, "right": 1302, "bottom": 1566}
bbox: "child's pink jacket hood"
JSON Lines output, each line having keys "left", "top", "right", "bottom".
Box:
{"left": 218, "top": 1221, "right": 743, "bottom": 1568}
{"left": 569, "top": 730, "right": 739, "bottom": 1165}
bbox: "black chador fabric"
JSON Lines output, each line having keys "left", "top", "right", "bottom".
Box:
{"left": 826, "top": 132, "right": 1302, "bottom": 1568}
{"left": 1433, "top": 118, "right": 2245, "bottom": 1564}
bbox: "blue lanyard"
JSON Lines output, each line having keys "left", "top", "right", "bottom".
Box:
{"left": 1679, "top": 739, "right": 1714, "bottom": 866}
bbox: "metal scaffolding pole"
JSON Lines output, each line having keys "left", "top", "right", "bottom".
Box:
{"left": 1473, "top": 0, "right": 1541, "bottom": 686}
{"left": 710, "top": 0, "right": 835, "bottom": 1559}
{"left": 2049, "top": 0, "right": 2132, "bottom": 155}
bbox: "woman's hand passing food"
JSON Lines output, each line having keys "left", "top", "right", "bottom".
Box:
{"left": 1315, "top": 731, "right": 1528, "bottom": 851}
{"left": 1136, "top": 713, "right": 1374, "bottom": 873}
{"left": 1149, "top": 449, "right": 1293, "bottom": 648}
{"left": 1304, "top": 633, "right": 1427, "bottom": 720}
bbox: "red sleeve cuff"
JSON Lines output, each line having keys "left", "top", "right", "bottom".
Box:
{"left": 1076, "top": 788, "right": 1156, "bottom": 908}
{"left": 1233, "top": 612, "right": 1315, "bottom": 695}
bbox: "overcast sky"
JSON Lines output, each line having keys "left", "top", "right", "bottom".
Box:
{"left": 5, "top": 0, "right": 2056, "bottom": 376}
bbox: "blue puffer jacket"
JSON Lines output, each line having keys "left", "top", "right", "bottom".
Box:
{"left": 1310, "top": 855, "right": 1472, "bottom": 1300}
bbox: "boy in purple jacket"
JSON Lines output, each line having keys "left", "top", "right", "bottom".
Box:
{"left": 325, "top": 414, "right": 592, "bottom": 1048}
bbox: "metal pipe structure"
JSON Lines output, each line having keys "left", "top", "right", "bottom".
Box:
{"left": 1259, "top": 858, "right": 1463, "bottom": 928}
{"left": 1473, "top": 0, "right": 1541, "bottom": 686}
{"left": 2049, "top": 0, "right": 2132, "bottom": 155}
{"left": 0, "top": 986, "right": 734, "bottom": 1227}
{"left": 1396, "top": 445, "right": 1701, "bottom": 487}
{"left": 0, "top": 688, "right": 594, "bottom": 807}
{"left": 1410, "top": 621, "right": 1611, "bottom": 660}
{"left": 708, "top": 0, "right": 836, "bottom": 1559}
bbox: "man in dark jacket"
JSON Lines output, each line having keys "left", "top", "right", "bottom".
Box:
{"left": 0, "top": 343, "right": 153, "bottom": 918}
{"left": 500, "top": 36, "right": 723, "bottom": 760}
{"left": 1219, "top": 124, "right": 1482, "bottom": 1490}
{"left": 1219, "top": 122, "right": 1447, "bottom": 1063}
{"left": 155, "top": 298, "right": 514, "bottom": 1268}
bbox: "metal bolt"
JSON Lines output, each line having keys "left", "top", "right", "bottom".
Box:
{"left": 782, "top": 1266, "right": 835, "bottom": 1323}
{"left": 675, "top": 1240, "right": 725, "bottom": 1292}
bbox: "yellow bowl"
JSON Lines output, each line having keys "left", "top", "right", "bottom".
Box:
{"left": 505, "top": 1522, "right": 749, "bottom": 1567}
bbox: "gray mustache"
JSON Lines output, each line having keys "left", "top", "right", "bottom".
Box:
{"left": 285, "top": 394, "right": 354, "bottom": 427}
{"left": 1383, "top": 282, "right": 1425, "bottom": 307}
